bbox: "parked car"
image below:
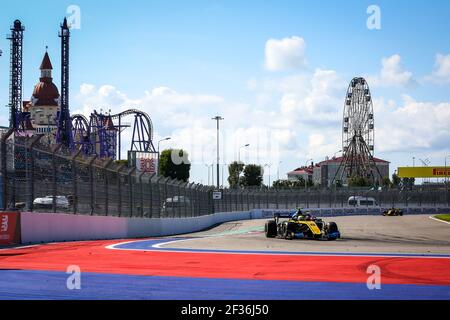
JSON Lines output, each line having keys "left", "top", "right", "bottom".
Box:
{"left": 348, "top": 196, "right": 378, "bottom": 207}
{"left": 33, "top": 195, "right": 70, "bottom": 209}
{"left": 160, "top": 196, "right": 192, "bottom": 216}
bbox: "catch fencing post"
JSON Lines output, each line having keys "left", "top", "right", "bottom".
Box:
{"left": 189, "top": 182, "right": 195, "bottom": 217}
{"left": 103, "top": 158, "right": 113, "bottom": 216}
{"left": 88, "top": 155, "right": 98, "bottom": 215}
{"left": 275, "top": 190, "right": 279, "bottom": 209}
{"left": 195, "top": 184, "right": 201, "bottom": 216}
{"left": 71, "top": 150, "right": 82, "bottom": 214}
{"left": 1, "top": 129, "right": 14, "bottom": 211}
{"left": 26, "top": 135, "right": 42, "bottom": 212}
{"left": 116, "top": 163, "right": 126, "bottom": 217}
{"left": 147, "top": 173, "right": 156, "bottom": 218}
{"left": 138, "top": 171, "right": 146, "bottom": 218}
{"left": 182, "top": 181, "right": 188, "bottom": 217}
{"left": 51, "top": 144, "right": 62, "bottom": 213}
{"left": 306, "top": 190, "right": 309, "bottom": 209}
{"left": 154, "top": 176, "right": 164, "bottom": 218}
{"left": 128, "top": 167, "right": 136, "bottom": 217}
{"left": 176, "top": 180, "right": 183, "bottom": 218}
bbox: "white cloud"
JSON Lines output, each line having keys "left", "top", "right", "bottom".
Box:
{"left": 374, "top": 95, "right": 450, "bottom": 153}
{"left": 369, "top": 54, "right": 414, "bottom": 87}
{"left": 72, "top": 83, "right": 294, "bottom": 173}
{"left": 426, "top": 53, "right": 450, "bottom": 84}
{"left": 278, "top": 68, "right": 346, "bottom": 126}
{"left": 265, "top": 36, "right": 307, "bottom": 71}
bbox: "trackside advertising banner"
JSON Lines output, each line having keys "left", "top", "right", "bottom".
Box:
{"left": 0, "top": 212, "right": 21, "bottom": 246}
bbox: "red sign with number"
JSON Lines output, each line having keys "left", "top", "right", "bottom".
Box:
{"left": 0, "top": 212, "right": 21, "bottom": 246}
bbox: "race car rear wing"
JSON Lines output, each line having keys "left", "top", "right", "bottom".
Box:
{"left": 273, "top": 211, "right": 296, "bottom": 219}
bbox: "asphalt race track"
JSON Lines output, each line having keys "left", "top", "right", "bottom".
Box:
{"left": 0, "top": 214, "right": 449, "bottom": 300}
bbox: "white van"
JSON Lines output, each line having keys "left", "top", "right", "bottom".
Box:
{"left": 348, "top": 196, "right": 378, "bottom": 207}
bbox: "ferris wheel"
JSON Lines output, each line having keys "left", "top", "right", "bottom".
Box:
{"left": 334, "top": 77, "right": 381, "bottom": 184}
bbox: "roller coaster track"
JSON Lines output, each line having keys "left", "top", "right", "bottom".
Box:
{"left": 70, "top": 108, "right": 156, "bottom": 158}
{"left": 109, "top": 109, "right": 154, "bottom": 141}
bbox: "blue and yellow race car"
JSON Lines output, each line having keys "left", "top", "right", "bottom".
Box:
{"left": 265, "top": 209, "right": 341, "bottom": 240}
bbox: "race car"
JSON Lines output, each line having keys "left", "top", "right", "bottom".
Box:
{"left": 382, "top": 208, "right": 404, "bottom": 216}
{"left": 265, "top": 209, "right": 341, "bottom": 240}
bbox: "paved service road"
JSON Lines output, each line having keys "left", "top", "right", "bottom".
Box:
{"left": 161, "top": 215, "right": 450, "bottom": 255}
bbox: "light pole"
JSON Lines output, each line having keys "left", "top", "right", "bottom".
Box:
{"left": 157, "top": 137, "right": 171, "bottom": 175}
{"left": 222, "top": 162, "right": 227, "bottom": 188}
{"left": 277, "top": 161, "right": 283, "bottom": 181}
{"left": 445, "top": 155, "right": 450, "bottom": 191}
{"left": 334, "top": 150, "right": 342, "bottom": 159}
{"left": 204, "top": 163, "right": 212, "bottom": 185}
{"left": 238, "top": 144, "right": 250, "bottom": 163}
{"left": 304, "top": 158, "right": 313, "bottom": 189}
{"left": 264, "top": 163, "right": 272, "bottom": 188}
{"left": 212, "top": 116, "right": 224, "bottom": 189}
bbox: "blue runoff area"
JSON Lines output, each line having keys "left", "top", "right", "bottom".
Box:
{"left": 0, "top": 270, "right": 448, "bottom": 300}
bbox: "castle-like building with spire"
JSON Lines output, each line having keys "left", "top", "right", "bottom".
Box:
{"left": 23, "top": 50, "right": 60, "bottom": 138}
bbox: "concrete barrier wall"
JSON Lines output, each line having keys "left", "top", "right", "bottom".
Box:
{"left": 20, "top": 211, "right": 252, "bottom": 244}
{"left": 19, "top": 206, "right": 448, "bottom": 244}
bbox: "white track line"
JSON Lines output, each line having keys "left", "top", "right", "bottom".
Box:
{"left": 106, "top": 238, "right": 450, "bottom": 259}
{"left": 429, "top": 215, "right": 450, "bottom": 225}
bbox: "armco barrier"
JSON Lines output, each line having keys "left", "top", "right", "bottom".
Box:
{"left": 16, "top": 206, "right": 449, "bottom": 244}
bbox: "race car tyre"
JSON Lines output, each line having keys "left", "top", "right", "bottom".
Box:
{"left": 326, "top": 222, "right": 339, "bottom": 234}
{"left": 281, "top": 222, "right": 293, "bottom": 240}
{"left": 265, "top": 220, "right": 277, "bottom": 238}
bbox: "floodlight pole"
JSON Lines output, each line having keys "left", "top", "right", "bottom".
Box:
{"left": 212, "top": 116, "right": 224, "bottom": 189}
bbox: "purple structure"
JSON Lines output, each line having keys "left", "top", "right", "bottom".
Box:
{"left": 71, "top": 109, "right": 155, "bottom": 160}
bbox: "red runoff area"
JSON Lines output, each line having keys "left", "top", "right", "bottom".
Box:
{"left": 1, "top": 240, "right": 449, "bottom": 286}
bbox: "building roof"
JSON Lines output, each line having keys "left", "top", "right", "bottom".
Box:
{"left": 288, "top": 156, "right": 390, "bottom": 176}
{"left": 32, "top": 82, "right": 59, "bottom": 106}
{"left": 316, "top": 156, "right": 390, "bottom": 166}
{"left": 32, "top": 52, "right": 60, "bottom": 106}
{"left": 288, "top": 167, "right": 314, "bottom": 175}
{"left": 40, "top": 52, "right": 53, "bottom": 70}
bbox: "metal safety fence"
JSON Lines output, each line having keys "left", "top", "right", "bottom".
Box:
{"left": 1, "top": 132, "right": 449, "bottom": 218}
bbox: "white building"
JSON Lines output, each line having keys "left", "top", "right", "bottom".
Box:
{"left": 288, "top": 156, "right": 390, "bottom": 187}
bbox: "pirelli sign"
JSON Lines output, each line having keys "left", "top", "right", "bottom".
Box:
{"left": 398, "top": 167, "right": 450, "bottom": 178}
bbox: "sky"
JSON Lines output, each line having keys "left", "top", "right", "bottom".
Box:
{"left": 0, "top": 0, "right": 450, "bottom": 185}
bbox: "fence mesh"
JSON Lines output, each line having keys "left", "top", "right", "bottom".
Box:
{"left": 1, "top": 132, "right": 449, "bottom": 217}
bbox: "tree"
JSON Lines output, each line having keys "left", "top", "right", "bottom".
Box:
{"left": 348, "top": 175, "right": 370, "bottom": 187}
{"left": 392, "top": 173, "right": 401, "bottom": 187}
{"left": 291, "top": 177, "right": 306, "bottom": 188}
{"left": 228, "top": 161, "right": 245, "bottom": 188}
{"left": 241, "top": 164, "right": 263, "bottom": 187}
{"left": 382, "top": 177, "right": 392, "bottom": 189}
{"left": 401, "top": 177, "right": 415, "bottom": 190}
{"left": 159, "top": 149, "right": 191, "bottom": 182}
